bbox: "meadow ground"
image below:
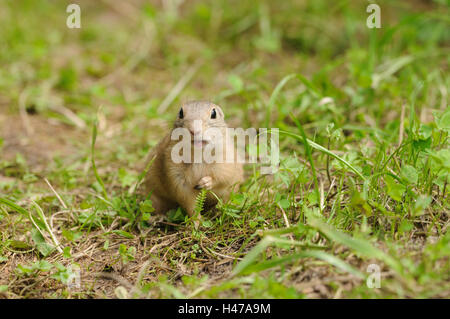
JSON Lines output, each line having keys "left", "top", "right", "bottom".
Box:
{"left": 0, "top": 0, "right": 449, "bottom": 298}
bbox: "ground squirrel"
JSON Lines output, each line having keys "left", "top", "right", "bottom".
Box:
{"left": 143, "top": 100, "right": 244, "bottom": 221}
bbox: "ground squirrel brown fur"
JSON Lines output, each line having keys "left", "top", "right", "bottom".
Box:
{"left": 143, "top": 100, "right": 244, "bottom": 221}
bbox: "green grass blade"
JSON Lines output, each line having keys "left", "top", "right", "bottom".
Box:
{"left": 265, "top": 73, "right": 320, "bottom": 128}
{"left": 308, "top": 216, "right": 402, "bottom": 274}
{"left": 232, "top": 236, "right": 273, "bottom": 276}
{"left": 265, "top": 74, "right": 296, "bottom": 128}
{"left": 241, "top": 250, "right": 364, "bottom": 279}
{"left": 128, "top": 154, "right": 156, "bottom": 195}
{"left": 31, "top": 201, "right": 63, "bottom": 253}
{"left": 91, "top": 115, "right": 109, "bottom": 200}
{"left": 289, "top": 113, "right": 320, "bottom": 204}
{"left": 232, "top": 235, "right": 364, "bottom": 278}
{"left": 0, "top": 197, "right": 29, "bottom": 216}
{"left": 278, "top": 129, "right": 367, "bottom": 181}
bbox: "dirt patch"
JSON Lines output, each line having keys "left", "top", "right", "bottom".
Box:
{"left": 0, "top": 112, "right": 85, "bottom": 171}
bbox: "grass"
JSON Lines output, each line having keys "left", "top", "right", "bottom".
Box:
{"left": 0, "top": 0, "right": 449, "bottom": 299}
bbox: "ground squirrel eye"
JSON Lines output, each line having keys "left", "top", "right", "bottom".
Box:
{"left": 211, "top": 108, "right": 216, "bottom": 119}
{"left": 179, "top": 108, "right": 183, "bottom": 119}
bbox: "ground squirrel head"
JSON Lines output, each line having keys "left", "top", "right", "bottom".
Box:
{"left": 173, "top": 101, "right": 227, "bottom": 148}
{"left": 174, "top": 100, "right": 225, "bottom": 127}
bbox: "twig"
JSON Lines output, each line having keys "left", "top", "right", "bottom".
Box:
{"left": 96, "top": 272, "right": 133, "bottom": 290}
{"left": 278, "top": 203, "right": 294, "bottom": 241}
{"left": 31, "top": 202, "right": 64, "bottom": 253}
{"left": 48, "top": 105, "right": 86, "bottom": 129}
{"left": 319, "top": 179, "right": 325, "bottom": 212}
{"left": 44, "top": 178, "right": 68, "bottom": 209}
{"left": 205, "top": 248, "right": 243, "bottom": 261}
{"left": 324, "top": 178, "right": 336, "bottom": 202}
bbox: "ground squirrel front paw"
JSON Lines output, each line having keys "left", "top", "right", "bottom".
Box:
{"left": 195, "top": 176, "right": 213, "bottom": 190}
